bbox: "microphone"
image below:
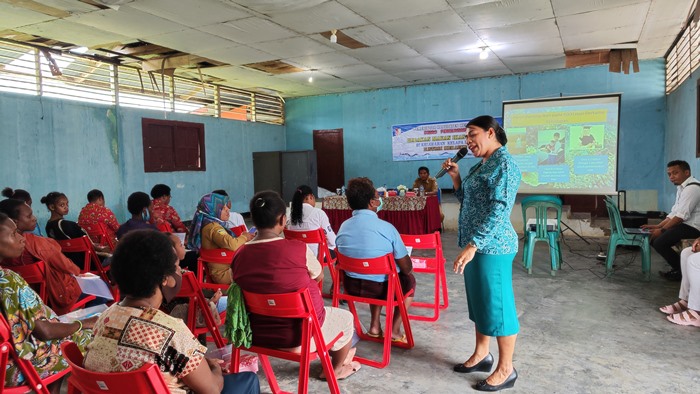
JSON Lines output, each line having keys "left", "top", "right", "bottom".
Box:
{"left": 435, "top": 147, "right": 469, "bottom": 178}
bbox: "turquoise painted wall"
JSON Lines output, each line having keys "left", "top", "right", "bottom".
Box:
{"left": 117, "top": 107, "right": 285, "bottom": 219}
{"left": 665, "top": 69, "right": 699, "bottom": 210}
{"left": 0, "top": 92, "right": 285, "bottom": 227}
{"left": 286, "top": 59, "right": 667, "bottom": 203}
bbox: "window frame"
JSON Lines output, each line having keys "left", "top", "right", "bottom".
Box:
{"left": 142, "top": 118, "right": 206, "bottom": 172}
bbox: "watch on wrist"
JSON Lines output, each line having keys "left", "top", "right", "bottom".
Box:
{"left": 468, "top": 241, "right": 477, "bottom": 249}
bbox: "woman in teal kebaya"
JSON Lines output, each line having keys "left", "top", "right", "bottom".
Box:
{"left": 443, "top": 115, "right": 521, "bottom": 392}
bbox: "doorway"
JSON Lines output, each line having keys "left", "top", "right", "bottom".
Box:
{"left": 313, "top": 128, "right": 344, "bottom": 191}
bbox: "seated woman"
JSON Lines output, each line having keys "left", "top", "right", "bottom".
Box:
{"left": 232, "top": 191, "right": 361, "bottom": 380}
{"left": 188, "top": 193, "right": 253, "bottom": 284}
{"left": 41, "top": 191, "right": 102, "bottom": 268}
{"left": 659, "top": 240, "right": 700, "bottom": 327}
{"left": 42, "top": 191, "right": 87, "bottom": 241}
{"left": 287, "top": 185, "right": 336, "bottom": 257}
{"left": 0, "top": 212, "right": 97, "bottom": 391}
{"left": 84, "top": 230, "right": 260, "bottom": 394}
{"left": 3, "top": 187, "right": 43, "bottom": 236}
{"left": 116, "top": 192, "right": 158, "bottom": 239}
{"left": 212, "top": 190, "right": 247, "bottom": 231}
{"left": 151, "top": 184, "right": 188, "bottom": 233}
{"left": 336, "top": 177, "right": 415, "bottom": 342}
{"left": 2, "top": 187, "right": 33, "bottom": 206}
{"left": 167, "top": 232, "right": 226, "bottom": 328}
{"left": 77, "top": 189, "right": 120, "bottom": 249}
{"left": 0, "top": 199, "right": 86, "bottom": 315}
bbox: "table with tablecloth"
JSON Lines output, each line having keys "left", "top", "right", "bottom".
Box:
{"left": 322, "top": 195, "right": 442, "bottom": 235}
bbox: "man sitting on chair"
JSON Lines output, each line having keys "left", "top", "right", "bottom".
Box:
{"left": 336, "top": 177, "right": 415, "bottom": 343}
{"left": 642, "top": 160, "right": 700, "bottom": 281}
{"left": 412, "top": 166, "right": 438, "bottom": 194}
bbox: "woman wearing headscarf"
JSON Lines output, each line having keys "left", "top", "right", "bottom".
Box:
{"left": 188, "top": 193, "right": 254, "bottom": 284}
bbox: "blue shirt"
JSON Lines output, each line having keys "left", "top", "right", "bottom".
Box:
{"left": 336, "top": 209, "right": 409, "bottom": 282}
{"left": 455, "top": 146, "right": 521, "bottom": 255}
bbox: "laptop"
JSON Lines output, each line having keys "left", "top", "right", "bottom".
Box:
{"left": 526, "top": 218, "right": 557, "bottom": 232}
{"left": 625, "top": 228, "right": 651, "bottom": 235}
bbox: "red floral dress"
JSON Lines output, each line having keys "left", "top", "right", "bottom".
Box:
{"left": 152, "top": 200, "right": 187, "bottom": 233}
{"left": 77, "top": 203, "right": 120, "bottom": 242}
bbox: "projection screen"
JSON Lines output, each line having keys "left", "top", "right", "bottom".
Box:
{"left": 502, "top": 94, "right": 621, "bottom": 195}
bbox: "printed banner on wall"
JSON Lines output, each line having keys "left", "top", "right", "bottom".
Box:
{"left": 392, "top": 117, "right": 501, "bottom": 161}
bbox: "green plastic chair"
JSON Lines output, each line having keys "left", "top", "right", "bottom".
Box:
{"left": 521, "top": 195, "right": 563, "bottom": 275}
{"left": 603, "top": 196, "right": 651, "bottom": 280}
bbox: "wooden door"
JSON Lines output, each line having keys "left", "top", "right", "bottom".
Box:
{"left": 313, "top": 129, "right": 344, "bottom": 191}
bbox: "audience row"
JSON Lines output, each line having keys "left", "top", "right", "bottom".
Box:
{"left": 1, "top": 177, "right": 422, "bottom": 392}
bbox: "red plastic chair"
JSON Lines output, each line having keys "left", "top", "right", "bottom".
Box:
{"left": 60, "top": 341, "right": 170, "bottom": 394}
{"left": 57, "top": 236, "right": 119, "bottom": 302}
{"left": 400, "top": 232, "right": 449, "bottom": 322}
{"left": 0, "top": 313, "right": 71, "bottom": 394}
{"left": 196, "top": 248, "right": 235, "bottom": 292}
{"left": 156, "top": 222, "right": 174, "bottom": 233}
{"left": 232, "top": 288, "right": 341, "bottom": 394}
{"left": 8, "top": 261, "right": 47, "bottom": 301}
{"left": 231, "top": 224, "right": 247, "bottom": 237}
{"left": 8, "top": 261, "right": 95, "bottom": 312}
{"left": 83, "top": 222, "right": 116, "bottom": 251}
{"left": 333, "top": 252, "right": 415, "bottom": 369}
{"left": 283, "top": 228, "right": 336, "bottom": 298}
{"left": 176, "top": 271, "right": 226, "bottom": 348}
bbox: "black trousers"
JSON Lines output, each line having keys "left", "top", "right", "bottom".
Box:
{"left": 650, "top": 223, "right": 700, "bottom": 270}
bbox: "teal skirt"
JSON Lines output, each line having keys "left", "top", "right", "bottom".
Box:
{"left": 464, "top": 252, "right": 519, "bottom": 336}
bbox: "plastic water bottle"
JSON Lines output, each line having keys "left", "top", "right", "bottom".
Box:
{"left": 419, "top": 185, "right": 424, "bottom": 196}
{"left": 340, "top": 186, "right": 345, "bottom": 196}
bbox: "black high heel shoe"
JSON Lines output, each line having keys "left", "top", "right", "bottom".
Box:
{"left": 452, "top": 353, "right": 494, "bottom": 373}
{"left": 474, "top": 369, "right": 518, "bottom": 392}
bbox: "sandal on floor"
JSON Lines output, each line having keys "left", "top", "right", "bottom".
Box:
{"left": 659, "top": 299, "right": 688, "bottom": 314}
{"left": 343, "top": 347, "right": 357, "bottom": 366}
{"left": 320, "top": 361, "right": 361, "bottom": 381}
{"left": 667, "top": 309, "right": 700, "bottom": 327}
{"left": 318, "top": 348, "right": 357, "bottom": 380}
{"left": 391, "top": 334, "right": 407, "bottom": 344}
{"left": 338, "top": 361, "right": 361, "bottom": 380}
{"left": 365, "top": 330, "right": 383, "bottom": 338}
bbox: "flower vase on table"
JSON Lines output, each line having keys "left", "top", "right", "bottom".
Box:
{"left": 396, "top": 185, "right": 408, "bottom": 197}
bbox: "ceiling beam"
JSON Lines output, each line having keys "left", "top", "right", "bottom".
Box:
{"left": 564, "top": 50, "right": 610, "bottom": 68}
{"left": 3, "top": 0, "right": 70, "bottom": 18}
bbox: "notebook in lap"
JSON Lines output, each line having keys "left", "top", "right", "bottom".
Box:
{"left": 625, "top": 228, "right": 650, "bottom": 235}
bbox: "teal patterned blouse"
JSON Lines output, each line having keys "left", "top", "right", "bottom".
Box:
{"left": 454, "top": 146, "right": 521, "bottom": 254}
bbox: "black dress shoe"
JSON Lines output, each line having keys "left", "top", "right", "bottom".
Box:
{"left": 453, "top": 353, "right": 493, "bottom": 373}
{"left": 475, "top": 369, "right": 518, "bottom": 392}
{"left": 659, "top": 269, "right": 682, "bottom": 281}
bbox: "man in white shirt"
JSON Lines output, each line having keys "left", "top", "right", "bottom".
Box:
{"left": 642, "top": 160, "right": 700, "bottom": 281}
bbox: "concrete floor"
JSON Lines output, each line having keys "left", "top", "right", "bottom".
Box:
{"left": 250, "top": 231, "right": 699, "bottom": 393}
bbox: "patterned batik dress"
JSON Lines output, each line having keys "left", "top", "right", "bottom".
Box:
{"left": 0, "top": 268, "right": 92, "bottom": 387}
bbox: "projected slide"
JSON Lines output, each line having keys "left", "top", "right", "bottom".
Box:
{"left": 503, "top": 94, "right": 620, "bottom": 195}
